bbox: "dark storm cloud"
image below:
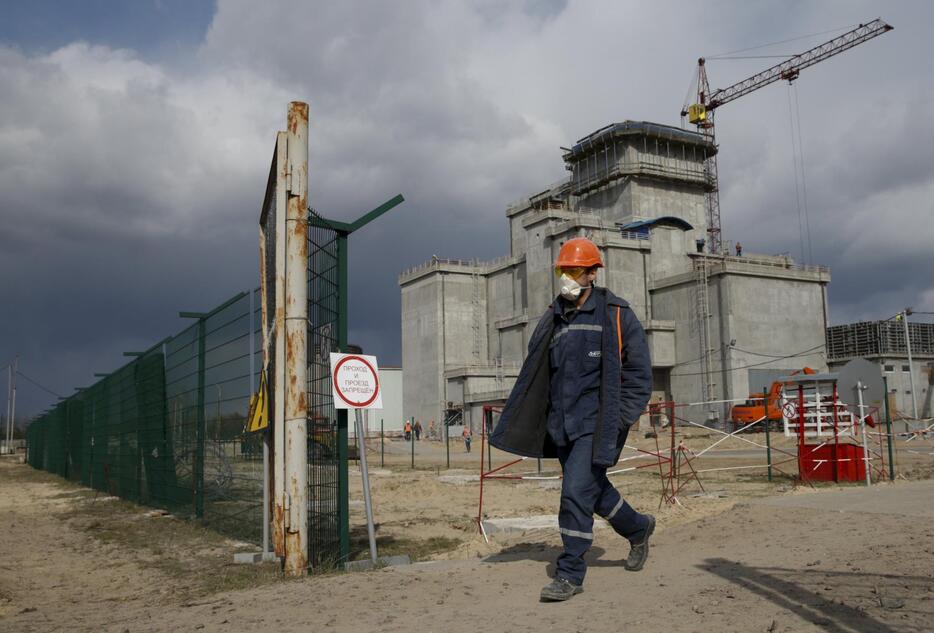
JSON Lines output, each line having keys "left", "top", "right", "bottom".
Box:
{"left": 2, "top": 0, "right": 932, "bottom": 418}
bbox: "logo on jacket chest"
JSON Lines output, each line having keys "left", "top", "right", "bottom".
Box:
{"left": 588, "top": 350, "right": 601, "bottom": 358}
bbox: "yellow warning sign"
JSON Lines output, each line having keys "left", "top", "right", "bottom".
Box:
{"left": 247, "top": 370, "right": 269, "bottom": 432}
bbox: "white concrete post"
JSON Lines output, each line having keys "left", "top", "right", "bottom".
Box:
{"left": 283, "top": 101, "right": 309, "bottom": 575}
{"left": 271, "top": 131, "right": 289, "bottom": 559}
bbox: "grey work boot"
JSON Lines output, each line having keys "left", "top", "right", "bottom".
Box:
{"left": 539, "top": 577, "right": 583, "bottom": 602}
{"left": 624, "top": 514, "right": 655, "bottom": 571}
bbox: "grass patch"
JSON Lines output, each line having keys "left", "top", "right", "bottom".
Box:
{"left": 349, "top": 527, "right": 462, "bottom": 562}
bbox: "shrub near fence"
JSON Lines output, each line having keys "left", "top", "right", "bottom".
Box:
{"left": 26, "top": 289, "right": 266, "bottom": 545}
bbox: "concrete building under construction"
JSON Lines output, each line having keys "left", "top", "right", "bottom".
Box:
{"left": 400, "top": 121, "right": 831, "bottom": 430}
{"left": 827, "top": 320, "right": 934, "bottom": 419}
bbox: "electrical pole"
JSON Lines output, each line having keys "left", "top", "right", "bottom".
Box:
{"left": 5, "top": 360, "right": 11, "bottom": 453}
{"left": 902, "top": 309, "right": 918, "bottom": 419}
{"left": 6, "top": 357, "right": 17, "bottom": 451}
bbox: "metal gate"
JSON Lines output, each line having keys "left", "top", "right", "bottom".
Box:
{"left": 307, "top": 208, "right": 348, "bottom": 566}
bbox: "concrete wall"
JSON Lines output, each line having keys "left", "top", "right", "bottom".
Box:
{"left": 718, "top": 273, "right": 828, "bottom": 411}
{"left": 648, "top": 226, "right": 694, "bottom": 280}
{"left": 651, "top": 280, "right": 705, "bottom": 405}
{"left": 652, "top": 266, "right": 829, "bottom": 416}
{"left": 371, "top": 367, "right": 404, "bottom": 432}
{"left": 603, "top": 242, "right": 650, "bottom": 322}
{"left": 401, "top": 274, "right": 444, "bottom": 429}
{"left": 577, "top": 178, "right": 633, "bottom": 221}
{"left": 442, "top": 271, "right": 488, "bottom": 367}
{"left": 629, "top": 179, "right": 706, "bottom": 237}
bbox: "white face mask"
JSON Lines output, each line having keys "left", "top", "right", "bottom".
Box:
{"left": 559, "top": 273, "right": 590, "bottom": 301}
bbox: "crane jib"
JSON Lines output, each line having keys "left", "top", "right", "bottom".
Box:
{"left": 708, "top": 19, "right": 894, "bottom": 110}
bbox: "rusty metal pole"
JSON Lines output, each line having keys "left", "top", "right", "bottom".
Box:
{"left": 283, "top": 101, "right": 310, "bottom": 576}
{"left": 271, "top": 130, "right": 289, "bottom": 560}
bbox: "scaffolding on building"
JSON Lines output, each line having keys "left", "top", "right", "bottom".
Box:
{"left": 562, "top": 121, "right": 715, "bottom": 197}
{"left": 826, "top": 320, "right": 934, "bottom": 360}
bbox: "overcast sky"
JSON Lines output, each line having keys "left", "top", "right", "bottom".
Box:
{"left": 2, "top": 0, "right": 932, "bottom": 418}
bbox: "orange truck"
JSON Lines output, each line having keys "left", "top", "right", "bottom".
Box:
{"left": 730, "top": 368, "right": 816, "bottom": 428}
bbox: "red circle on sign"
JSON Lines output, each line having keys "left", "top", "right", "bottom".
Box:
{"left": 333, "top": 355, "right": 380, "bottom": 408}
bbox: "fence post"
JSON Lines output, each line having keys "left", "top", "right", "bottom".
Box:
{"left": 486, "top": 411, "right": 492, "bottom": 473}
{"left": 445, "top": 418, "right": 450, "bottom": 469}
{"left": 763, "top": 385, "right": 772, "bottom": 482}
{"left": 380, "top": 419, "right": 384, "bottom": 468}
{"left": 884, "top": 376, "right": 895, "bottom": 481}
{"left": 410, "top": 416, "right": 415, "bottom": 469}
{"left": 195, "top": 317, "right": 206, "bottom": 519}
{"left": 336, "top": 231, "right": 350, "bottom": 565}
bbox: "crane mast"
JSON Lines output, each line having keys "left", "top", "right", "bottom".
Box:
{"left": 682, "top": 18, "right": 893, "bottom": 254}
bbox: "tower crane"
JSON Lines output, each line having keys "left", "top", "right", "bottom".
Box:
{"left": 682, "top": 18, "right": 893, "bottom": 255}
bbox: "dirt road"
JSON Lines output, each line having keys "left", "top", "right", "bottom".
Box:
{"left": 2, "top": 456, "right": 933, "bottom": 632}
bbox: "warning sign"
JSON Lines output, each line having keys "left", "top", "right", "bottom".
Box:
{"left": 246, "top": 369, "right": 270, "bottom": 432}
{"left": 330, "top": 353, "right": 383, "bottom": 410}
{"left": 782, "top": 402, "right": 797, "bottom": 420}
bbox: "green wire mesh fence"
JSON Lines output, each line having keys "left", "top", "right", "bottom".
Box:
{"left": 307, "top": 208, "right": 343, "bottom": 567}
{"left": 26, "top": 206, "right": 351, "bottom": 565}
{"left": 26, "top": 289, "right": 267, "bottom": 545}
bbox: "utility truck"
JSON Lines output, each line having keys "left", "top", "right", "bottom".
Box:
{"left": 730, "top": 367, "right": 816, "bottom": 428}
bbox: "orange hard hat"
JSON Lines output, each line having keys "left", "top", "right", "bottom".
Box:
{"left": 555, "top": 237, "right": 603, "bottom": 269}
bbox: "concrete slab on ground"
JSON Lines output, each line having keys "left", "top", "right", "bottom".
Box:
{"left": 438, "top": 474, "right": 480, "bottom": 485}
{"left": 232, "top": 552, "right": 279, "bottom": 564}
{"left": 344, "top": 554, "right": 411, "bottom": 572}
{"left": 481, "top": 514, "right": 610, "bottom": 535}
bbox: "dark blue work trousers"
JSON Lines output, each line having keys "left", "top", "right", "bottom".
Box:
{"left": 556, "top": 433, "right": 648, "bottom": 585}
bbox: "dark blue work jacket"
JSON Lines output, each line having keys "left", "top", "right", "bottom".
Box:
{"left": 490, "top": 287, "right": 652, "bottom": 467}
{"left": 547, "top": 291, "right": 602, "bottom": 445}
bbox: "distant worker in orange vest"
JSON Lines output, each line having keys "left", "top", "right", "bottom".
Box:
{"left": 462, "top": 425, "right": 471, "bottom": 453}
{"left": 404, "top": 420, "right": 412, "bottom": 441}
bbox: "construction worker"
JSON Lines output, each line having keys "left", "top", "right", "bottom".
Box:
{"left": 462, "top": 425, "right": 471, "bottom": 452}
{"left": 403, "top": 419, "right": 412, "bottom": 441}
{"left": 489, "top": 237, "right": 654, "bottom": 602}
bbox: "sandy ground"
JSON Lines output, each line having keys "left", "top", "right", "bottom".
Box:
{"left": 2, "top": 430, "right": 933, "bottom": 633}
